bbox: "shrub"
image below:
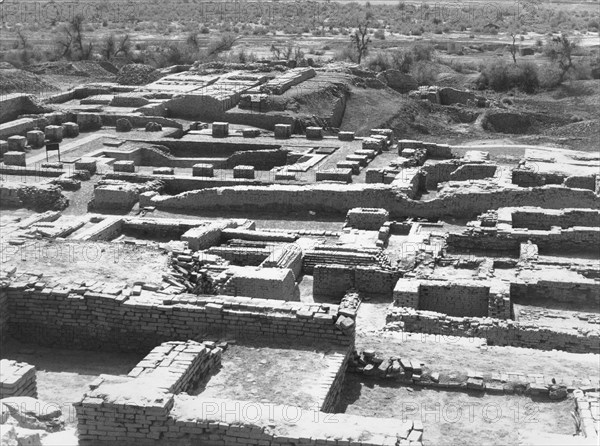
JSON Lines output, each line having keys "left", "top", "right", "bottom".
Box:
{"left": 410, "top": 60, "right": 437, "bottom": 85}
{"left": 334, "top": 45, "right": 359, "bottom": 63}
{"left": 374, "top": 29, "right": 385, "bottom": 39}
{"left": 366, "top": 52, "right": 391, "bottom": 72}
{"left": 478, "top": 59, "right": 540, "bottom": 93}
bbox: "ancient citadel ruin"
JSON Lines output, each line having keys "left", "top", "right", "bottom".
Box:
{"left": 0, "top": 60, "right": 598, "bottom": 446}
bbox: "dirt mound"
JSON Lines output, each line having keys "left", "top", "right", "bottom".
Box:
{"left": 544, "top": 119, "right": 600, "bottom": 139}
{"left": 482, "top": 110, "right": 532, "bottom": 134}
{"left": 116, "top": 63, "right": 162, "bottom": 85}
{"left": 436, "top": 71, "right": 480, "bottom": 89}
{"left": 191, "top": 61, "right": 284, "bottom": 74}
{"left": 26, "top": 61, "right": 117, "bottom": 79}
{"left": 376, "top": 70, "right": 418, "bottom": 93}
{"left": 0, "top": 68, "right": 58, "bottom": 95}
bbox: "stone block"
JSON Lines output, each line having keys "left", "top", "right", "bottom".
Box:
{"left": 242, "top": 128, "right": 260, "bottom": 138}
{"left": 77, "top": 113, "right": 102, "bottom": 131}
{"left": 26, "top": 131, "right": 45, "bottom": 148}
{"left": 145, "top": 122, "right": 162, "bottom": 132}
{"left": 306, "top": 127, "right": 323, "bottom": 140}
{"left": 338, "top": 131, "right": 355, "bottom": 141}
{"left": 62, "top": 122, "right": 80, "bottom": 137}
{"left": 346, "top": 154, "right": 369, "bottom": 167}
{"left": 336, "top": 161, "right": 360, "bottom": 175}
{"left": 316, "top": 168, "right": 352, "bottom": 183}
{"left": 365, "top": 169, "right": 385, "bottom": 183}
{"left": 192, "top": 163, "right": 214, "bottom": 177}
{"left": 44, "top": 125, "right": 63, "bottom": 142}
{"left": 75, "top": 157, "right": 97, "bottom": 174}
{"left": 113, "top": 160, "right": 135, "bottom": 173}
{"left": 362, "top": 137, "right": 384, "bottom": 153}
{"left": 3, "top": 151, "right": 26, "bottom": 167}
{"left": 274, "top": 124, "right": 292, "bottom": 139}
{"left": 116, "top": 118, "right": 133, "bottom": 132}
{"left": 212, "top": 122, "right": 229, "bottom": 137}
{"left": 7, "top": 135, "right": 27, "bottom": 152}
{"left": 274, "top": 171, "right": 296, "bottom": 181}
{"left": 233, "top": 165, "right": 255, "bottom": 179}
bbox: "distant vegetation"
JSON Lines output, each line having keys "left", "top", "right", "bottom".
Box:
{"left": 0, "top": 0, "right": 597, "bottom": 93}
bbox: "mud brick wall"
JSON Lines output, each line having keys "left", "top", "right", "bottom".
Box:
{"left": 0, "top": 359, "right": 37, "bottom": 398}
{"left": 387, "top": 308, "right": 600, "bottom": 354}
{"left": 510, "top": 281, "right": 600, "bottom": 306}
{"left": 314, "top": 264, "right": 401, "bottom": 300}
{"left": 260, "top": 243, "right": 303, "bottom": 279}
{"left": 128, "top": 341, "right": 222, "bottom": 394}
{"left": 149, "top": 182, "right": 600, "bottom": 219}
{"left": 421, "top": 161, "right": 462, "bottom": 189}
{"left": 320, "top": 348, "right": 352, "bottom": 412}
{"left": 448, "top": 227, "right": 600, "bottom": 253}
{"left": 393, "top": 279, "right": 420, "bottom": 308}
{"left": 563, "top": 175, "right": 597, "bottom": 191}
{"left": 6, "top": 283, "right": 352, "bottom": 351}
{"left": 488, "top": 281, "right": 512, "bottom": 320}
{"left": 449, "top": 163, "right": 497, "bottom": 182}
{"left": 418, "top": 281, "right": 489, "bottom": 318}
{"left": 346, "top": 207, "right": 389, "bottom": 230}
{"left": 313, "top": 264, "right": 355, "bottom": 300}
{"left": 0, "top": 287, "right": 8, "bottom": 343}
{"left": 227, "top": 267, "right": 298, "bottom": 301}
{"left": 393, "top": 279, "right": 510, "bottom": 319}
{"left": 205, "top": 246, "right": 270, "bottom": 265}
{"left": 78, "top": 394, "right": 418, "bottom": 446}
{"left": 574, "top": 389, "right": 600, "bottom": 442}
{"left": 181, "top": 222, "right": 231, "bottom": 251}
{"left": 224, "top": 149, "right": 288, "bottom": 170}
{"left": 511, "top": 208, "right": 600, "bottom": 230}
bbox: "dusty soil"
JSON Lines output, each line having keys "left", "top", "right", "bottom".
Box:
{"left": 338, "top": 374, "right": 576, "bottom": 446}
{"left": 356, "top": 330, "right": 600, "bottom": 382}
{"left": 0, "top": 68, "right": 58, "bottom": 95}
{"left": 194, "top": 342, "right": 341, "bottom": 409}
{"left": 2, "top": 239, "right": 169, "bottom": 286}
{"left": 1, "top": 339, "right": 143, "bottom": 428}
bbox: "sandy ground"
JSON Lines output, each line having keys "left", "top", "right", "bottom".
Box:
{"left": 194, "top": 342, "right": 342, "bottom": 410}
{"left": 338, "top": 374, "right": 576, "bottom": 446}
{"left": 1, "top": 339, "right": 143, "bottom": 428}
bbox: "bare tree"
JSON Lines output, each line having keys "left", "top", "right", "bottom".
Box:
{"left": 205, "top": 34, "right": 241, "bottom": 58}
{"left": 102, "top": 34, "right": 131, "bottom": 61}
{"left": 545, "top": 33, "right": 578, "bottom": 83}
{"left": 57, "top": 14, "right": 93, "bottom": 60}
{"left": 351, "top": 19, "right": 371, "bottom": 64}
{"left": 509, "top": 32, "right": 518, "bottom": 64}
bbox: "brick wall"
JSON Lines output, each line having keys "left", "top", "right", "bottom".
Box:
{"left": 0, "top": 359, "right": 37, "bottom": 398}
{"left": 510, "top": 281, "right": 600, "bottom": 306}
{"left": 393, "top": 279, "right": 512, "bottom": 320}
{"left": 346, "top": 207, "right": 389, "bottom": 230}
{"left": 418, "top": 281, "right": 489, "bottom": 317}
{"left": 511, "top": 208, "right": 600, "bottom": 230}
{"left": 448, "top": 226, "right": 600, "bottom": 253}
{"left": 387, "top": 308, "right": 600, "bottom": 354}
{"left": 149, "top": 183, "right": 600, "bottom": 219}
{"left": 6, "top": 283, "right": 352, "bottom": 351}
{"left": 206, "top": 246, "right": 270, "bottom": 265}
{"left": 0, "top": 287, "right": 8, "bottom": 343}
{"left": 77, "top": 394, "right": 418, "bottom": 446}
{"left": 313, "top": 264, "right": 401, "bottom": 300}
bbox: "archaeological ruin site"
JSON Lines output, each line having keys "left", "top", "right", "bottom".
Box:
{"left": 0, "top": 23, "right": 599, "bottom": 446}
